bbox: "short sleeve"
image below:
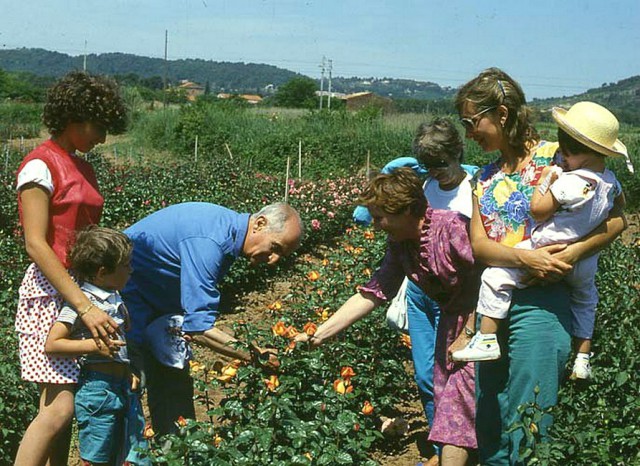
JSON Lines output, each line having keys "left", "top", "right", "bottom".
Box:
{"left": 550, "top": 173, "right": 595, "bottom": 209}
{"left": 16, "top": 159, "right": 54, "bottom": 193}
{"left": 359, "top": 243, "right": 405, "bottom": 301}
{"left": 57, "top": 304, "right": 79, "bottom": 326}
{"left": 178, "top": 237, "right": 224, "bottom": 333}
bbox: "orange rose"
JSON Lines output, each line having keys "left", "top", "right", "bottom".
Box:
{"left": 268, "top": 300, "right": 283, "bottom": 311}
{"left": 143, "top": 423, "right": 155, "bottom": 439}
{"left": 213, "top": 434, "right": 223, "bottom": 447}
{"left": 189, "top": 360, "right": 205, "bottom": 373}
{"left": 307, "top": 270, "right": 320, "bottom": 281}
{"left": 272, "top": 321, "right": 287, "bottom": 337}
{"left": 321, "top": 258, "right": 329, "bottom": 266}
{"left": 400, "top": 334, "right": 412, "bottom": 349}
{"left": 340, "top": 366, "right": 356, "bottom": 379}
{"left": 264, "top": 375, "right": 280, "bottom": 392}
{"left": 216, "top": 363, "right": 239, "bottom": 383}
{"left": 284, "top": 325, "right": 299, "bottom": 339}
{"left": 284, "top": 340, "right": 297, "bottom": 354}
{"left": 361, "top": 401, "right": 374, "bottom": 416}
{"left": 363, "top": 268, "right": 372, "bottom": 277}
{"left": 176, "top": 416, "right": 188, "bottom": 427}
{"left": 364, "top": 230, "right": 375, "bottom": 240}
{"left": 303, "top": 322, "right": 317, "bottom": 336}
{"left": 333, "top": 378, "right": 353, "bottom": 395}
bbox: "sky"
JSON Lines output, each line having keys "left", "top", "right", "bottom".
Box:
{"left": 0, "top": 0, "right": 638, "bottom": 99}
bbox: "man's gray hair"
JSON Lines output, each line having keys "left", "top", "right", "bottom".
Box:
{"left": 252, "top": 202, "right": 303, "bottom": 235}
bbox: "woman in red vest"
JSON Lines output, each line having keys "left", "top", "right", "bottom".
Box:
{"left": 14, "top": 71, "right": 127, "bottom": 466}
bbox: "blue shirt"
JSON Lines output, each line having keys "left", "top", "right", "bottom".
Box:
{"left": 122, "top": 202, "right": 249, "bottom": 345}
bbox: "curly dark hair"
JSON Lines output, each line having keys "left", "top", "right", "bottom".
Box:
{"left": 413, "top": 117, "right": 464, "bottom": 165}
{"left": 43, "top": 71, "right": 127, "bottom": 136}
{"left": 359, "top": 167, "right": 427, "bottom": 218}
{"left": 455, "top": 67, "right": 539, "bottom": 156}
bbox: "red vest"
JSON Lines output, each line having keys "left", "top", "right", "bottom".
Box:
{"left": 17, "top": 139, "right": 104, "bottom": 267}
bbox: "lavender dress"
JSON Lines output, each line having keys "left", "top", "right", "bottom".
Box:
{"left": 361, "top": 208, "right": 480, "bottom": 449}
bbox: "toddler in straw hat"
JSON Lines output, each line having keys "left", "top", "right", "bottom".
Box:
{"left": 453, "top": 101, "right": 630, "bottom": 380}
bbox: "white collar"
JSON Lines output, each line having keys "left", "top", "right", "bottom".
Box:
{"left": 82, "top": 282, "right": 119, "bottom": 304}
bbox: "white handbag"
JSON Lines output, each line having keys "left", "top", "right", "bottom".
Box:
{"left": 386, "top": 276, "right": 410, "bottom": 334}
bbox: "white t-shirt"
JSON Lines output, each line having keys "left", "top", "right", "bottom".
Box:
{"left": 16, "top": 159, "right": 54, "bottom": 194}
{"left": 424, "top": 173, "right": 474, "bottom": 218}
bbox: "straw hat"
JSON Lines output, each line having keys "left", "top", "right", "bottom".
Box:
{"left": 552, "top": 101, "right": 627, "bottom": 158}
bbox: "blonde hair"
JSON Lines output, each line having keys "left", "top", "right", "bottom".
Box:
{"left": 455, "top": 67, "right": 539, "bottom": 156}
{"left": 359, "top": 167, "right": 427, "bottom": 217}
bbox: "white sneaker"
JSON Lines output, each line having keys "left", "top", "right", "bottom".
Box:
{"left": 451, "top": 332, "right": 501, "bottom": 362}
{"left": 571, "top": 353, "right": 592, "bottom": 380}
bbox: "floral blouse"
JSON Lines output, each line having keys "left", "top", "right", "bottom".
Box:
{"left": 473, "top": 141, "right": 559, "bottom": 247}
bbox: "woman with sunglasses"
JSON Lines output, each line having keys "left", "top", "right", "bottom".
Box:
{"left": 455, "top": 68, "right": 626, "bottom": 465}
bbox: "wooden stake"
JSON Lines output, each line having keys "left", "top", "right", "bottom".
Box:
{"left": 366, "top": 150, "right": 371, "bottom": 179}
{"left": 225, "top": 143, "right": 234, "bottom": 161}
{"left": 298, "top": 139, "right": 302, "bottom": 179}
{"left": 284, "top": 156, "right": 291, "bottom": 203}
{"left": 195, "top": 135, "right": 199, "bottom": 164}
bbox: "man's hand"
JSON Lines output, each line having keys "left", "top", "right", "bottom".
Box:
{"left": 250, "top": 344, "right": 280, "bottom": 371}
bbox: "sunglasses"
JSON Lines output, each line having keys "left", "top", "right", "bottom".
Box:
{"left": 420, "top": 157, "right": 450, "bottom": 169}
{"left": 459, "top": 106, "right": 497, "bottom": 131}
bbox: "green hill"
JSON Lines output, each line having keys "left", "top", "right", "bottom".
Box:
{"left": 0, "top": 48, "right": 454, "bottom": 100}
{"left": 531, "top": 76, "right": 640, "bottom": 125}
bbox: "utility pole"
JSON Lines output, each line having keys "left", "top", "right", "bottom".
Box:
{"left": 319, "top": 56, "right": 326, "bottom": 110}
{"left": 83, "top": 40, "right": 87, "bottom": 71}
{"left": 327, "top": 59, "right": 333, "bottom": 110}
{"left": 163, "top": 30, "right": 168, "bottom": 109}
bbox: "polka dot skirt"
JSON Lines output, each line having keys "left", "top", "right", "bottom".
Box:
{"left": 15, "top": 264, "right": 79, "bottom": 384}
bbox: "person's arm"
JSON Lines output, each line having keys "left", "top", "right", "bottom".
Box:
{"left": 469, "top": 195, "right": 571, "bottom": 279}
{"left": 530, "top": 167, "right": 561, "bottom": 223}
{"left": 552, "top": 191, "right": 627, "bottom": 266}
{"left": 295, "top": 292, "right": 381, "bottom": 348}
{"left": 45, "top": 321, "right": 123, "bottom": 358}
{"left": 190, "top": 328, "right": 279, "bottom": 369}
{"left": 20, "top": 185, "right": 118, "bottom": 346}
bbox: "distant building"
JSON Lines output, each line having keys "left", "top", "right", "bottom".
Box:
{"left": 315, "top": 90, "right": 347, "bottom": 99}
{"left": 177, "top": 80, "right": 205, "bottom": 101}
{"left": 342, "top": 91, "right": 394, "bottom": 112}
{"left": 217, "top": 93, "right": 263, "bottom": 105}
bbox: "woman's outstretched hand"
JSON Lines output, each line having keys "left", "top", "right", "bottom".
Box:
{"left": 294, "top": 332, "right": 323, "bottom": 349}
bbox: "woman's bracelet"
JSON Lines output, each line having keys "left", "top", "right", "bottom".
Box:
{"left": 77, "top": 303, "right": 95, "bottom": 318}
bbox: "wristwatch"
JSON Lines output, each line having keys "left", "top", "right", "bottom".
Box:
{"left": 464, "top": 326, "right": 475, "bottom": 337}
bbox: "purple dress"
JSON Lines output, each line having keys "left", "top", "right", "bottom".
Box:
{"left": 361, "top": 208, "right": 480, "bottom": 449}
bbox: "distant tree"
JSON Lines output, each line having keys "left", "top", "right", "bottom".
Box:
{"left": 204, "top": 80, "right": 211, "bottom": 95}
{"left": 274, "top": 76, "right": 318, "bottom": 108}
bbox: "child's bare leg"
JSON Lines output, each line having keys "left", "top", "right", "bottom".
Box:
{"left": 479, "top": 316, "right": 500, "bottom": 334}
{"left": 574, "top": 338, "right": 591, "bottom": 354}
{"left": 14, "top": 383, "right": 75, "bottom": 466}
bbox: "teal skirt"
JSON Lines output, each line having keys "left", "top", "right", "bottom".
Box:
{"left": 476, "top": 282, "right": 571, "bottom": 465}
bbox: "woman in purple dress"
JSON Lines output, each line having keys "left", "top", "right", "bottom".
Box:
{"left": 295, "top": 167, "right": 481, "bottom": 465}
